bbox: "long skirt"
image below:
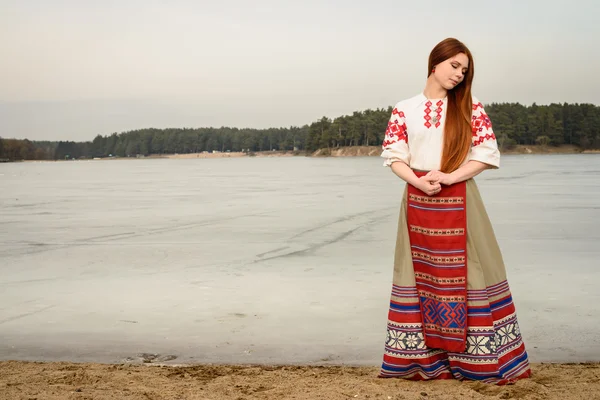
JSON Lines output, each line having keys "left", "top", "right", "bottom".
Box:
{"left": 379, "top": 179, "right": 531, "bottom": 385}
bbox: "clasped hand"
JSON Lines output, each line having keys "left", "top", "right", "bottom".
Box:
{"left": 417, "top": 170, "right": 455, "bottom": 196}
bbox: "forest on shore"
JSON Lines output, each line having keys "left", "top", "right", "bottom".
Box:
{"left": 1, "top": 102, "right": 599, "bottom": 161}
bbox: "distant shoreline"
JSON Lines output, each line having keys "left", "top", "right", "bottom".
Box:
{"left": 309, "top": 144, "right": 600, "bottom": 157}
{"left": 9, "top": 144, "right": 600, "bottom": 163}
{"left": 157, "top": 144, "right": 600, "bottom": 160}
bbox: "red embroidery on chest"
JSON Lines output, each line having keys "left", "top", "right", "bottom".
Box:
{"left": 434, "top": 100, "right": 443, "bottom": 128}
{"left": 424, "top": 101, "right": 432, "bottom": 128}
{"left": 424, "top": 100, "right": 443, "bottom": 128}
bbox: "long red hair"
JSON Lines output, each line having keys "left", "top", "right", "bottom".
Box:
{"left": 428, "top": 38, "right": 474, "bottom": 173}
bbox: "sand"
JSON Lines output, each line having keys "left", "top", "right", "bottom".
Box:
{"left": 1, "top": 361, "right": 599, "bottom": 400}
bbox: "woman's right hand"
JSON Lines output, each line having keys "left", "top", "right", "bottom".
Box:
{"left": 390, "top": 161, "right": 442, "bottom": 196}
{"left": 417, "top": 176, "right": 441, "bottom": 196}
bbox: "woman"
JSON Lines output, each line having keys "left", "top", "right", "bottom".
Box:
{"left": 379, "top": 38, "right": 531, "bottom": 384}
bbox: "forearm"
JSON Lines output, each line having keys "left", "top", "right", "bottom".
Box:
{"left": 449, "top": 160, "right": 490, "bottom": 184}
{"left": 390, "top": 161, "right": 420, "bottom": 187}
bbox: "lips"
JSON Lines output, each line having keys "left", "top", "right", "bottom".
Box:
{"left": 450, "top": 79, "right": 459, "bottom": 85}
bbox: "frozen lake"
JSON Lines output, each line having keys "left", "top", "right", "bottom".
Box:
{"left": 1, "top": 154, "right": 599, "bottom": 365}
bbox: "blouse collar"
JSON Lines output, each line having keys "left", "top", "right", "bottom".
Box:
{"left": 418, "top": 92, "right": 447, "bottom": 103}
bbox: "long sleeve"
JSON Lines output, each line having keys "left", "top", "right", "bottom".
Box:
{"left": 381, "top": 106, "right": 410, "bottom": 167}
{"left": 470, "top": 99, "right": 500, "bottom": 168}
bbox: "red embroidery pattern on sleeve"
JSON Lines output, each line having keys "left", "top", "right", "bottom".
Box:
{"left": 472, "top": 102, "right": 484, "bottom": 111}
{"left": 473, "top": 133, "right": 496, "bottom": 146}
{"left": 383, "top": 108, "right": 408, "bottom": 148}
{"left": 471, "top": 105, "right": 496, "bottom": 147}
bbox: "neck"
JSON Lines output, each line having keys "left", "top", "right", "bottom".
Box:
{"left": 423, "top": 76, "right": 447, "bottom": 100}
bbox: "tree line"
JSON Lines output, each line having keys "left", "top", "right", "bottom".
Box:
{"left": 1, "top": 102, "right": 599, "bottom": 161}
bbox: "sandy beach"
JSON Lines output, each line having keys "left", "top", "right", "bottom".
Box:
{"left": 1, "top": 361, "right": 599, "bottom": 400}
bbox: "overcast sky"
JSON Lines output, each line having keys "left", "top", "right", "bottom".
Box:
{"left": 1, "top": 0, "right": 599, "bottom": 141}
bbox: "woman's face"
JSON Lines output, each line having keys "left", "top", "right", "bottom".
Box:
{"left": 433, "top": 52, "right": 469, "bottom": 90}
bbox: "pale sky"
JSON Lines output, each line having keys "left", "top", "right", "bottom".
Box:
{"left": 1, "top": 0, "right": 599, "bottom": 141}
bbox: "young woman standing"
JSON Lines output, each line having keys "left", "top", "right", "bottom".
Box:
{"left": 379, "top": 38, "right": 531, "bottom": 384}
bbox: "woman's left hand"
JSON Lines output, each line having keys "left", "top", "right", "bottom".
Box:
{"left": 425, "top": 170, "right": 456, "bottom": 186}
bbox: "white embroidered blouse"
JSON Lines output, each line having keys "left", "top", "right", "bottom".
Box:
{"left": 381, "top": 93, "right": 500, "bottom": 171}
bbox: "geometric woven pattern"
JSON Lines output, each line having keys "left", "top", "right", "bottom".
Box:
{"left": 465, "top": 334, "right": 497, "bottom": 355}
{"left": 421, "top": 298, "right": 467, "bottom": 329}
{"left": 407, "top": 175, "right": 468, "bottom": 352}
{"left": 386, "top": 327, "right": 426, "bottom": 351}
{"left": 380, "top": 282, "right": 531, "bottom": 385}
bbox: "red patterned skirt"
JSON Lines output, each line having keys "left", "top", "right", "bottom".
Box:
{"left": 379, "top": 178, "right": 531, "bottom": 385}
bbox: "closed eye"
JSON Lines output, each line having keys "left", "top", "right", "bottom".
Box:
{"left": 451, "top": 63, "right": 468, "bottom": 74}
